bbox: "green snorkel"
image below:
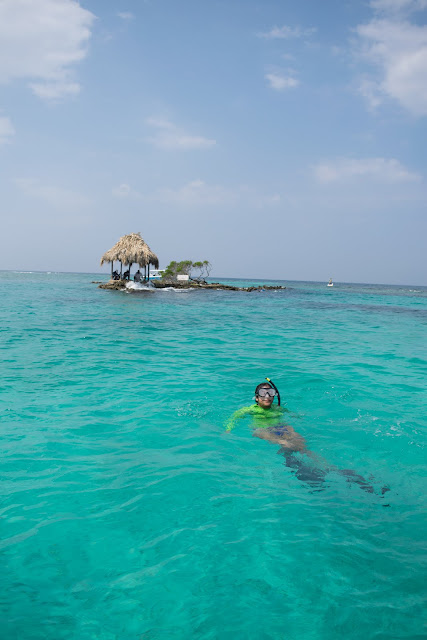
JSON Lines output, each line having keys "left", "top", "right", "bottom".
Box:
{"left": 266, "top": 377, "right": 281, "bottom": 406}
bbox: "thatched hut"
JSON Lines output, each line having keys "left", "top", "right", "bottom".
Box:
{"left": 100, "top": 232, "right": 159, "bottom": 279}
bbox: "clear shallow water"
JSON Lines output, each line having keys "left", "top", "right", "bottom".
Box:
{"left": 1, "top": 271, "right": 426, "bottom": 640}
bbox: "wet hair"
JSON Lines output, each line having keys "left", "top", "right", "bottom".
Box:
{"left": 255, "top": 382, "right": 273, "bottom": 397}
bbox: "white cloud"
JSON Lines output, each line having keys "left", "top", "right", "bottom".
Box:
{"left": 259, "top": 25, "right": 316, "bottom": 39}
{"left": 153, "top": 179, "right": 281, "bottom": 208}
{"left": 154, "top": 180, "right": 233, "bottom": 206}
{"left": 15, "top": 178, "right": 91, "bottom": 208}
{"left": 29, "top": 81, "right": 81, "bottom": 101}
{"left": 370, "top": 0, "right": 427, "bottom": 13}
{"left": 357, "top": 77, "right": 383, "bottom": 110}
{"left": 265, "top": 72, "right": 299, "bottom": 91}
{"left": 0, "top": 115, "right": 15, "bottom": 144}
{"left": 118, "top": 12, "right": 135, "bottom": 21}
{"left": 354, "top": 2, "right": 427, "bottom": 115}
{"left": 146, "top": 117, "right": 216, "bottom": 150}
{"left": 112, "top": 183, "right": 131, "bottom": 197}
{"left": 0, "top": 0, "right": 95, "bottom": 101}
{"left": 313, "top": 158, "right": 421, "bottom": 183}
{"left": 259, "top": 194, "right": 281, "bottom": 206}
{"left": 111, "top": 183, "right": 142, "bottom": 199}
{"left": 282, "top": 53, "right": 296, "bottom": 61}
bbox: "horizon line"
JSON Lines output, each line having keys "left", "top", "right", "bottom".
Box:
{"left": 1, "top": 269, "right": 426, "bottom": 289}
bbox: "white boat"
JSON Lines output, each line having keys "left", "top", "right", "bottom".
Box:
{"left": 149, "top": 269, "right": 164, "bottom": 280}
{"left": 327, "top": 278, "right": 333, "bottom": 287}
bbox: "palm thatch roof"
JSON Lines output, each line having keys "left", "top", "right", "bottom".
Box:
{"left": 100, "top": 232, "right": 159, "bottom": 268}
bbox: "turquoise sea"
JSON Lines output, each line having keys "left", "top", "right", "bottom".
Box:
{"left": 1, "top": 271, "right": 426, "bottom": 640}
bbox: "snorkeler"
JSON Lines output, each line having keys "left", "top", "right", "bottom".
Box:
{"left": 226, "top": 379, "right": 387, "bottom": 495}
{"left": 225, "top": 380, "right": 306, "bottom": 452}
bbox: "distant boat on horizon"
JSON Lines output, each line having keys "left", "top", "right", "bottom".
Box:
{"left": 327, "top": 278, "right": 333, "bottom": 287}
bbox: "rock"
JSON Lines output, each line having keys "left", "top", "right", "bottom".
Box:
{"left": 97, "top": 280, "right": 286, "bottom": 292}
{"left": 98, "top": 280, "right": 127, "bottom": 290}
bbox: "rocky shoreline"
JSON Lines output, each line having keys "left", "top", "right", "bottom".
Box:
{"left": 97, "top": 280, "right": 286, "bottom": 292}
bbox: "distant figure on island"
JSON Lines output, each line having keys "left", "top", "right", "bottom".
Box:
{"left": 123, "top": 269, "right": 130, "bottom": 280}
{"left": 134, "top": 270, "right": 142, "bottom": 282}
{"left": 112, "top": 270, "right": 120, "bottom": 280}
{"left": 225, "top": 380, "right": 389, "bottom": 497}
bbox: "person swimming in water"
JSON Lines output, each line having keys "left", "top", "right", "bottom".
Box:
{"left": 226, "top": 379, "right": 388, "bottom": 495}
{"left": 226, "top": 381, "right": 305, "bottom": 451}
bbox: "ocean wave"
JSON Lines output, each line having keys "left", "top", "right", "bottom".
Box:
{"left": 125, "top": 281, "right": 190, "bottom": 293}
{"left": 125, "top": 281, "right": 155, "bottom": 292}
{"left": 156, "top": 287, "right": 191, "bottom": 293}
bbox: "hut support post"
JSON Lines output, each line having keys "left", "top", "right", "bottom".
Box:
{"left": 111, "top": 262, "right": 113, "bottom": 277}
{"left": 148, "top": 264, "right": 150, "bottom": 281}
{"left": 120, "top": 262, "right": 123, "bottom": 278}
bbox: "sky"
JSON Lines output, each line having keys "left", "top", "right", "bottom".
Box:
{"left": 0, "top": 0, "right": 426, "bottom": 284}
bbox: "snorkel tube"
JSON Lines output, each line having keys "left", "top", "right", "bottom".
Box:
{"left": 266, "top": 377, "right": 281, "bottom": 406}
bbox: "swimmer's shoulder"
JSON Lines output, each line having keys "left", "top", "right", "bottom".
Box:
{"left": 239, "top": 404, "right": 258, "bottom": 415}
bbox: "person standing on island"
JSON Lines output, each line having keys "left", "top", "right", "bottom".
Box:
{"left": 226, "top": 379, "right": 388, "bottom": 494}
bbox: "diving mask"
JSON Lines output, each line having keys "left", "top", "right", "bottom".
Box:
{"left": 257, "top": 388, "right": 277, "bottom": 398}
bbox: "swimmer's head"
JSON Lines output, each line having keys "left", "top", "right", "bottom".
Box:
{"left": 255, "top": 382, "right": 276, "bottom": 408}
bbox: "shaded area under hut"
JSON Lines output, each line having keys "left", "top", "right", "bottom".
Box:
{"left": 100, "top": 232, "right": 159, "bottom": 281}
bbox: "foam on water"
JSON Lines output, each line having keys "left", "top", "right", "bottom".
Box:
{"left": 125, "top": 281, "right": 156, "bottom": 291}
{"left": 126, "top": 281, "right": 191, "bottom": 293}
{"left": 1, "top": 271, "right": 426, "bottom": 640}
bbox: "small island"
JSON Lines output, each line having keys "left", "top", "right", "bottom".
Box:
{"left": 98, "top": 232, "right": 286, "bottom": 293}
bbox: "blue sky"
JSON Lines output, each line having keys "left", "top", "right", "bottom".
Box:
{"left": 1, "top": 0, "right": 426, "bottom": 284}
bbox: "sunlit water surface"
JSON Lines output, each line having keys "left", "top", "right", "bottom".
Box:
{"left": 1, "top": 272, "right": 426, "bottom": 639}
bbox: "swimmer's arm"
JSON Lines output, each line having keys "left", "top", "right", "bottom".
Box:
{"left": 225, "top": 406, "right": 252, "bottom": 432}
